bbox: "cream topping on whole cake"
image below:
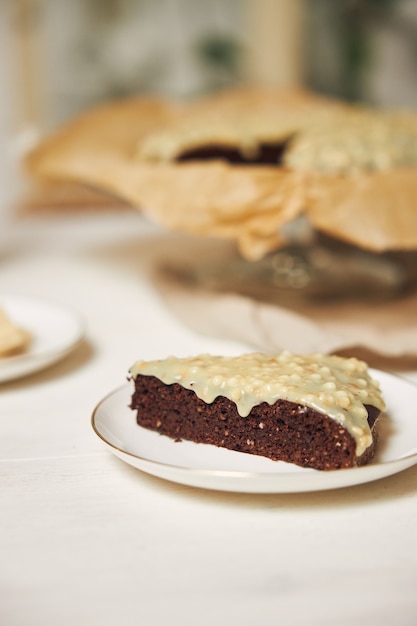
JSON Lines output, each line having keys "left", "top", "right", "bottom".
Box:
{"left": 137, "top": 107, "right": 417, "bottom": 174}
{"left": 285, "top": 110, "right": 417, "bottom": 174}
{"left": 130, "top": 352, "right": 386, "bottom": 456}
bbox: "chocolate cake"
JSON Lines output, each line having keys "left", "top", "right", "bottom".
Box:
{"left": 129, "top": 352, "right": 386, "bottom": 471}
{"left": 26, "top": 87, "right": 417, "bottom": 260}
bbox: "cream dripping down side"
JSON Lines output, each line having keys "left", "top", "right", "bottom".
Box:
{"left": 129, "top": 352, "right": 386, "bottom": 457}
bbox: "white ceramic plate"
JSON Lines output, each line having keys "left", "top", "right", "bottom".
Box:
{"left": 0, "top": 293, "right": 84, "bottom": 383}
{"left": 92, "top": 369, "right": 417, "bottom": 493}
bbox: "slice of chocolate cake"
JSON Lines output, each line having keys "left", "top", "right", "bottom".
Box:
{"left": 129, "top": 352, "right": 386, "bottom": 471}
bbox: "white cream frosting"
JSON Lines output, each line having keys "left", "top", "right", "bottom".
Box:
{"left": 130, "top": 352, "right": 386, "bottom": 456}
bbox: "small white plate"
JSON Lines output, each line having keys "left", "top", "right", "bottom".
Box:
{"left": 92, "top": 369, "right": 417, "bottom": 493}
{"left": 0, "top": 293, "right": 84, "bottom": 383}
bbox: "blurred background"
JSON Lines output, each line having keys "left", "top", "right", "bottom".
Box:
{"left": 1, "top": 0, "right": 417, "bottom": 210}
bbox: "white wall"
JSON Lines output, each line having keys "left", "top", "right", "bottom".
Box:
{"left": 0, "top": 2, "right": 21, "bottom": 215}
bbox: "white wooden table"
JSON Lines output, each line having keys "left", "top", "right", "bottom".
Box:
{"left": 1, "top": 209, "right": 417, "bottom": 626}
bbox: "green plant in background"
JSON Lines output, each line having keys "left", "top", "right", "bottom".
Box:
{"left": 195, "top": 33, "right": 242, "bottom": 91}
{"left": 338, "top": 0, "right": 399, "bottom": 101}
{"left": 305, "top": 0, "right": 417, "bottom": 103}
{"left": 68, "top": 0, "right": 244, "bottom": 102}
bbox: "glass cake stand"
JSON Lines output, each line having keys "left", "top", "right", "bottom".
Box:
{"left": 170, "top": 232, "right": 417, "bottom": 306}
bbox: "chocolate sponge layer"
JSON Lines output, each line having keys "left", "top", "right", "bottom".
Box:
{"left": 130, "top": 375, "right": 380, "bottom": 471}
